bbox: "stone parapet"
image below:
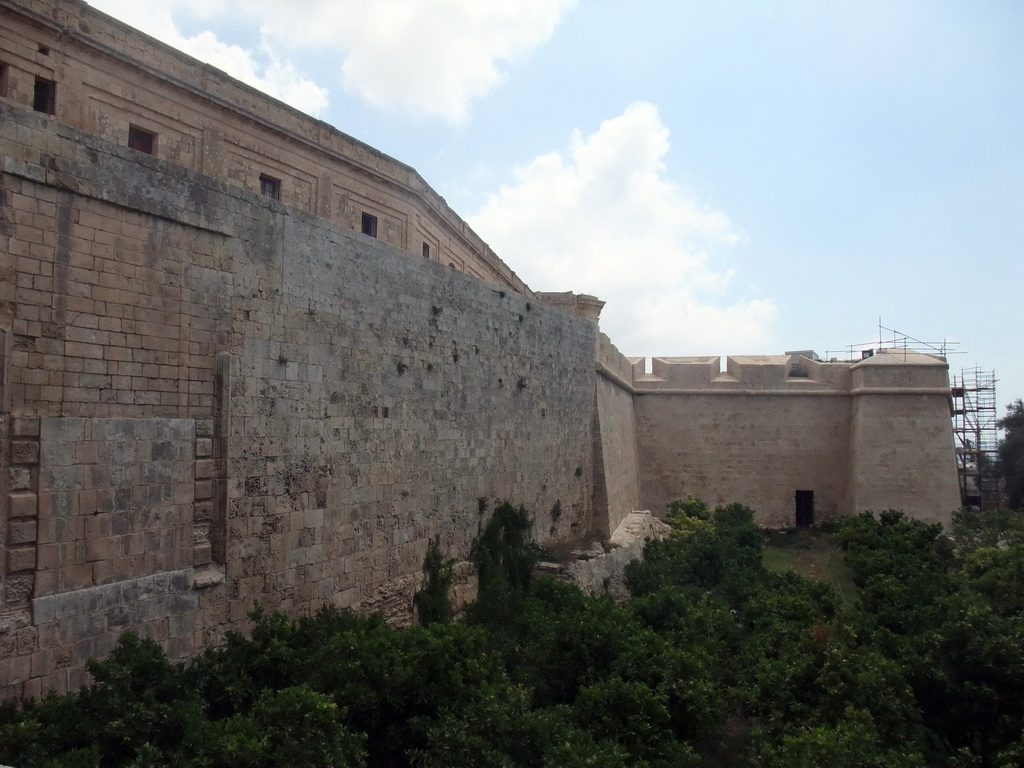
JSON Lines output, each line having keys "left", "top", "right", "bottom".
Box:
{"left": 627, "top": 350, "right": 942, "bottom": 395}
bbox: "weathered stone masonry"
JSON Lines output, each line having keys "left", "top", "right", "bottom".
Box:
{"left": 0, "top": 0, "right": 961, "bottom": 699}
{"left": 631, "top": 353, "right": 961, "bottom": 529}
{"left": 0, "top": 101, "right": 597, "bottom": 696}
{"left": 0, "top": 0, "right": 527, "bottom": 287}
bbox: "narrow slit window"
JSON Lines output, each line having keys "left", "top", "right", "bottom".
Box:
{"left": 33, "top": 75, "right": 55, "bottom": 114}
{"left": 361, "top": 212, "right": 378, "bottom": 238}
{"left": 0, "top": 64, "right": 9, "bottom": 98}
{"left": 259, "top": 174, "right": 281, "bottom": 201}
{"left": 422, "top": 242, "right": 430, "bottom": 259}
{"left": 128, "top": 125, "right": 157, "bottom": 155}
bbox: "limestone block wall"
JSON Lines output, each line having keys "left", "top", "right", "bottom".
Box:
{"left": 0, "top": 415, "right": 203, "bottom": 695}
{"left": 0, "top": 0, "right": 966, "bottom": 700}
{"left": 0, "top": 101, "right": 597, "bottom": 697}
{"left": 0, "top": 0, "right": 527, "bottom": 289}
{"left": 634, "top": 352, "right": 959, "bottom": 528}
{"left": 221, "top": 205, "right": 596, "bottom": 625}
{"left": 848, "top": 354, "right": 960, "bottom": 525}
{"left": 592, "top": 333, "right": 641, "bottom": 536}
{"left": 34, "top": 418, "right": 196, "bottom": 596}
{"left": 636, "top": 390, "right": 852, "bottom": 527}
{"left": 1, "top": 180, "right": 232, "bottom": 419}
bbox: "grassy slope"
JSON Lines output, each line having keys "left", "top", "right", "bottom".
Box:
{"left": 762, "top": 528, "right": 858, "bottom": 609}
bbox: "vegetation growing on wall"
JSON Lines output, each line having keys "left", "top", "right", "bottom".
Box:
{"left": 3, "top": 502, "right": 1024, "bottom": 767}
{"left": 413, "top": 541, "right": 455, "bottom": 626}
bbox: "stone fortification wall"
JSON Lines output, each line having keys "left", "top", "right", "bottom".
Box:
{"left": 591, "top": 333, "right": 641, "bottom": 536}
{"left": 636, "top": 389, "right": 853, "bottom": 527}
{"left": 14, "top": 417, "right": 202, "bottom": 693}
{"left": 0, "top": 102, "right": 597, "bottom": 697}
{"left": 0, "top": 0, "right": 965, "bottom": 701}
{"left": 847, "top": 353, "right": 961, "bottom": 525}
{"left": 0, "top": 0, "right": 526, "bottom": 288}
{"left": 633, "top": 352, "right": 959, "bottom": 527}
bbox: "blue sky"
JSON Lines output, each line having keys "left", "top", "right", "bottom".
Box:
{"left": 89, "top": 0, "right": 1024, "bottom": 407}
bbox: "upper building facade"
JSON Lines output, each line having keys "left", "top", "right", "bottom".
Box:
{"left": 0, "top": 0, "right": 528, "bottom": 288}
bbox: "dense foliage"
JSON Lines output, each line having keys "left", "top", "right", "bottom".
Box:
{"left": 998, "top": 399, "right": 1024, "bottom": 510}
{"left": 3, "top": 501, "right": 1024, "bottom": 766}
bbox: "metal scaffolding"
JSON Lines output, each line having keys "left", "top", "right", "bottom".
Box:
{"left": 951, "top": 367, "right": 999, "bottom": 508}
{"left": 824, "top": 321, "right": 956, "bottom": 362}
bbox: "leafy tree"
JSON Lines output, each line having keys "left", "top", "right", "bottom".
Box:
{"left": 204, "top": 685, "right": 366, "bottom": 768}
{"left": 998, "top": 399, "right": 1024, "bottom": 509}
{"left": 960, "top": 544, "right": 1024, "bottom": 616}
{"left": 466, "top": 501, "right": 542, "bottom": 625}
{"left": 414, "top": 540, "right": 455, "bottom": 625}
{"left": 835, "top": 509, "right": 1024, "bottom": 765}
{"left": 951, "top": 506, "right": 1024, "bottom": 552}
{"left": 571, "top": 677, "right": 700, "bottom": 766}
{"left": 664, "top": 496, "right": 712, "bottom": 537}
{"left": 80, "top": 632, "right": 207, "bottom": 766}
{"left": 624, "top": 500, "right": 762, "bottom": 603}
{"left": 293, "top": 617, "right": 506, "bottom": 766}
{"left": 12, "top": 496, "right": 1024, "bottom": 767}
{"left": 412, "top": 690, "right": 638, "bottom": 768}
{"left": 0, "top": 692, "right": 101, "bottom": 767}
{"left": 750, "top": 706, "right": 926, "bottom": 768}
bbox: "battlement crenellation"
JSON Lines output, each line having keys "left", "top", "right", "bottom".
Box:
{"left": 623, "top": 350, "right": 947, "bottom": 394}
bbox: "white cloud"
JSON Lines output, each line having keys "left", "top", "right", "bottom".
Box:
{"left": 86, "top": 0, "right": 329, "bottom": 116}
{"left": 469, "top": 102, "right": 777, "bottom": 354}
{"left": 89, "top": 0, "right": 575, "bottom": 123}
{"left": 280, "top": 0, "right": 577, "bottom": 123}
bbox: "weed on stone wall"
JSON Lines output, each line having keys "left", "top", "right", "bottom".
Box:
{"left": 473, "top": 503, "right": 537, "bottom": 591}
{"left": 467, "top": 502, "right": 542, "bottom": 624}
{"left": 413, "top": 541, "right": 455, "bottom": 626}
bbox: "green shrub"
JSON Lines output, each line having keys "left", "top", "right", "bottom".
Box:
{"left": 414, "top": 540, "right": 455, "bottom": 625}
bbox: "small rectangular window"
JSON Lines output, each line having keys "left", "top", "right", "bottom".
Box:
{"left": 0, "top": 64, "right": 9, "bottom": 98}
{"left": 422, "top": 242, "right": 430, "bottom": 259}
{"left": 259, "top": 174, "right": 281, "bottom": 201}
{"left": 361, "top": 212, "right": 378, "bottom": 238}
{"left": 127, "top": 125, "right": 157, "bottom": 155}
{"left": 33, "top": 76, "right": 55, "bottom": 115}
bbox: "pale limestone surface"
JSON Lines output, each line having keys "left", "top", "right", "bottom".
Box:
{"left": 634, "top": 352, "right": 960, "bottom": 527}
{"left": 592, "top": 334, "right": 642, "bottom": 537}
{"left": 0, "top": 0, "right": 526, "bottom": 289}
{"left": 0, "top": 101, "right": 597, "bottom": 695}
{"left": 539, "top": 512, "right": 669, "bottom": 600}
{"left": 0, "top": 0, "right": 961, "bottom": 700}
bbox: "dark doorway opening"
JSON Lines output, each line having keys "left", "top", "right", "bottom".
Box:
{"left": 795, "top": 490, "right": 814, "bottom": 528}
